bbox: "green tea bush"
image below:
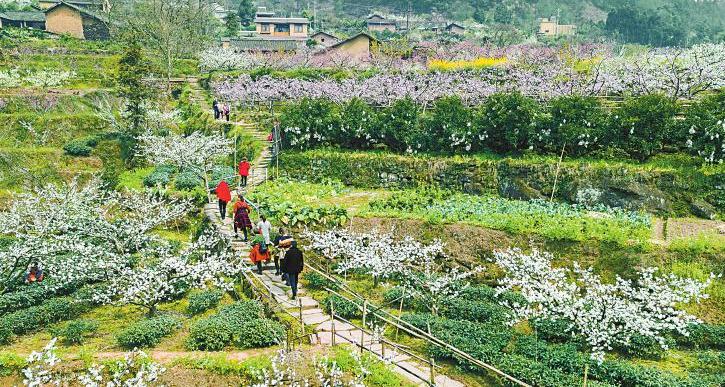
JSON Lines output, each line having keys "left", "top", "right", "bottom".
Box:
{"left": 143, "top": 165, "right": 176, "bottom": 187}
{"left": 382, "top": 286, "right": 415, "bottom": 309}
{"left": 116, "top": 315, "right": 180, "bottom": 349}
{"left": 530, "top": 318, "right": 573, "bottom": 343}
{"left": 322, "top": 295, "right": 359, "bottom": 319}
{"left": 479, "top": 92, "right": 541, "bottom": 153}
{"left": 617, "top": 334, "right": 671, "bottom": 360}
{"left": 187, "top": 289, "right": 224, "bottom": 315}
{"left": 674, "top": 323, "right": 725, "bottom": 350}
{"left": 186, "top": 300, "right": 274, "bottom": 351}
{"left": 174, "top": 170, "right": 202, "bottom": 190}
{"left": 63, "top": 137, "right": 94, "bottom": 156}
{"left": 209, "top": 165, "right": 235, "bottom": 188}
{"left": 233, "top": 318, "right": 284, "bottom": 348}
{"left": 51, "top": 319, "right": 98, "bottom": 345}
{"left": 0, "top": 279, "right": 81, "bottom": 315}
{"left": 187, "top": 317, "right": 233, "bottom": 351}
{"left": 302, "top": 272, "right": 338, "bottom": 291}
{"left": 442, "top": 299, "right": 510, "bottom": 325}
{"left": 0, "top": 297, "right": 90, "bottom": 344}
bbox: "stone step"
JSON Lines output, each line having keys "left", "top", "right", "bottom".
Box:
{"left": 301, "top": 313, "right": 330, "bottom": 325}
{"left": 315, "top": 319, "right": 355, "bottom": 332}
{"left": 316, "top": 330, "right": 375, "bottom": 346}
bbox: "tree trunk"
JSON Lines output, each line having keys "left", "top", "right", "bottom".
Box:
{"left": 582, "top": 362, "right": 589, "bottom": 387}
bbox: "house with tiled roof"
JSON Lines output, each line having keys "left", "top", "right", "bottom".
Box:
{"left": 0, "top": 11, "right": 46, "bottom": 30}
{"left": 43, "top": 0, "right": 109, "bottom": 40}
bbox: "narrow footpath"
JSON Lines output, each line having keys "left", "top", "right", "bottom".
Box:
{"left": 201, "top": 119, "right": 464, "bottom": 387}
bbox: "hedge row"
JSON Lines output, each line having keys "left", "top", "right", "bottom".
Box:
{"left": 402, "top": 313, "right": 720, "bottom": 387}
{"left": 116, "top": 314, "right": 181, "bottom": 349}
{"left": 279, "top": 92, "right": 724, "bottom": 163}
{"left": 0, "top": 278, "right": 84, "bottom": 316}
{"left": 186, "top": 300, "right": 284, "bottom": 351}
{"left": 0, "top": 297, "right": 91, "bottom": 344}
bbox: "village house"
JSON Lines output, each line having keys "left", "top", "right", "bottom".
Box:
{"left": 538, "top": 17, "right": 576, "bottom": 36}
{"left": 445, "top": 22, "right": 465, "bottom": 35}
{"left": 366, "top": 14, "right": 396, "bottom": 33}
{"left": 44, "top": 1, "right": 109, "bottom": 40}
{"left": 0, "top": 11, "right": 45, "bottom": 30}
{"left": 221, "top": 36, "right": 305, "bottom": 52}
{"left": 310, "top": 31, "right": 339, "bottom": 47}
{"left": 321, "top": 32, "right": 378, "bottom": 62}
{"left": 254, "top": 7, "right": 309, "bottom": 38}
{"left": 37, "top": 0, "right": 108, "bottom": 13}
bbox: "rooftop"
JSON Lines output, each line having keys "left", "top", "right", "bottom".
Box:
{"left": 229, "top": 37, "right": 306, "bottom": 51}
{"left": 254, "top": 16, "right": 309, "bottom": 24}
{"left": 0, "top": 11, "right": 45, "bottom": 22}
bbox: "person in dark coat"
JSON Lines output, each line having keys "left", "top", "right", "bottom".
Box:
{"left": 212, "top": 100, "right": 220, "bottom": 120}
{"left": 282, "top": 241, "right": 304, "bottom": 299}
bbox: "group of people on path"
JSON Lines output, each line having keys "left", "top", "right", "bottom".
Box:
{"left": 212, "top": 171, "right": 303, "bottom": 299}
{"left": 212, "top": 100, "right": 231, "bottom": 121}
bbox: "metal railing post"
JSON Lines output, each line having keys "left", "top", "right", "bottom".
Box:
{"left": 299, "top": 299, "right": 304, "bottom": 339}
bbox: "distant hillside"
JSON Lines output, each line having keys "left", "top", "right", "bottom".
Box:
{"left": 235, "top": 0, "right": 724, "bottom": 46}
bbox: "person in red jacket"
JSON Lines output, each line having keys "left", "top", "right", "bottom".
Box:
{"left": 215, "top": 180, "right": 232, "bottom": 220}
{"left": 238, "top": 157, "right": 250, "bottom": 187}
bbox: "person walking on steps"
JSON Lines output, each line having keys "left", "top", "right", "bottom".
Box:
{"left": 214, "top": 180, "right": 231, "bottom": 220}
{"left": 212, "top": 100, "right": 220, "bottom": 120}
{"left": 223, "top": 102, "right": 230, "bottom": 122}
{"left": 282, "top": 241, "right": 304, "bottom": 300}
{"left": 249, "top": 236, "right": 270, "bottom": 274}
{"left": 233, "top": 194, "right": 253, "bottom": 241}
{"left": 257, "top": 215, "right": 272, "bottom": 245}
{"left": 273, "top": 228, "right": 293, "bottom": 276}
{"left": 238, "top": 157, "right": 250, "bottom": 187}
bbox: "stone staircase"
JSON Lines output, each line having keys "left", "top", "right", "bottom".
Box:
{"left": 199, "top": 105, "right": 465, "bottom": 387}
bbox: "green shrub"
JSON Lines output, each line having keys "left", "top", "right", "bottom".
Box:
{"left": 186, "top": 300, "right": 268, "bottom": 351}
{"left": 682, "top": 90, "right": 725, "bottom": 164}
{"left": 675, "top": 323, "right": 725, "bottom": 350}
{"left": 322, "top": 294, "right": 359, "bottom": 319}
{"left": 175, "top": 170, "right": 202, "bottom": 190}
{"left": 608, "top": 94, "right": 678, "bottom": 161}
{"left": 0, "top": 278, "right": 82, "bottom": 315}
{"left": 209, "top": 165, "right": 235, "bottom": 188}
{"left": 478, "top": 92, "right": 541, "bottom": 153}
{"left": 424, "top": 96, "right": 476, "bottom": 152}
{"left": 617, "top": 334, "right": 670, "bottom": 360}
{"left": 302, "top": 272, "right": 338, "bottom": 291}
{"left": 280, "top": 97, "right": 340, "bottom": 149}
{"left": 63, "top": 137, "right": 94, "bottom": 156}
{"left": 530, "top": 318, "right": 574, "bottom": 343}
{"left": 337, "top": 98, "right": 381, "bottom": 149}
{"left": 382, "top": 286, "right": 414, "bottom": 308}
{"left": 547, "top": 95, "right": 607, "bottom": 156}
{"left": 233, "top": 318, "right": 285, "bottom": 348}
{"left": 380, "top": 97, "right": 421, "bottom": 152}
{"left": 143, "top": 165, "right": 176, "bottom": 187}
{"left": 187, "top": 290, "right": 223, "bottom": 315}
{"left": 442, "top": 299, "right": 510, "bottom": 325}
{"left": 187, "top": 317, "right": 234, "bottom": 351}
{"left": 0, "top": 297, "right": 90, "bottom": 344}
{"left": 116, "top": 315, "right": 180, "bottom": 349}
{"left": 51, "top": 319, "right": 98, "bottom": 345}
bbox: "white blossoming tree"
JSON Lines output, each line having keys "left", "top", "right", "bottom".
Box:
{"left": 0, "top": 180, "right": 191, "bottom": 295}
{"left": 22, "top": 338, "right": 165, "bottom": 387}
{"left": 304, "top": 229, "right": 482, "bottom": 314}
{"left": 136, "top": 131, "right": 233, "bottom": 202}
{"left": 96, "top": 228, "right": 241, "bottom": 316}
{"left": 493, "top": 247, "right": 714, "bottom": 365}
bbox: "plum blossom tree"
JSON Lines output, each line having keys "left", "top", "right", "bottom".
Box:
{"left": 136, "top": 131, "right": 233, "bottom": 201}
{"left": 493, "top": 247, "right": 714, "bottom": 364}
{"left": 22, "top": 338, "right": 165, "bottom": 387}
{"left": 96, "top": 228, "right": 240, "bottom": 316}
{"left": 0, "top": 180, "right": 191, "bottom": 295}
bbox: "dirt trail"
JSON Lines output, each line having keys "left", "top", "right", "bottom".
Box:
{"left": 650, "top": 217, "right": 724, "bottom": 244}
